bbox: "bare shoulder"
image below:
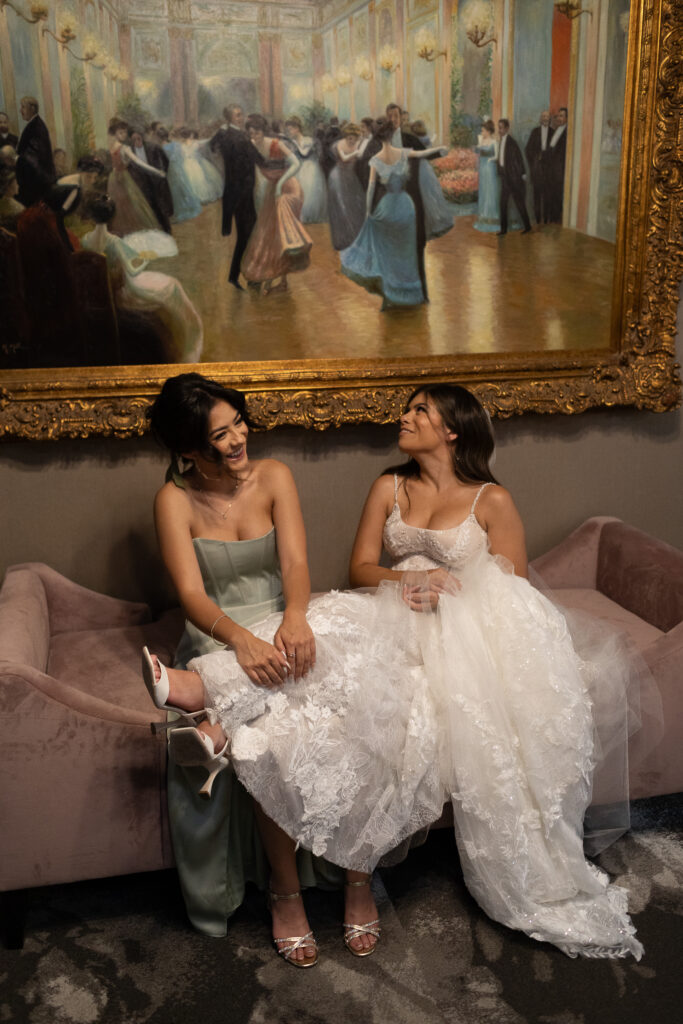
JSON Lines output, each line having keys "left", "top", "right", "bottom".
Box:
{"left": 370, "top": 473, "right": 396, "bottom": 500}
{"left": 154, "top": 478, "right": 189, "bottom": 510}
{"left": 257, "top": 457, "right": 293, "bottom": 476}
{"left": 153, "top": 478, "right": 193, "bottom": 525}
{"left": 476, "top": 484, "right": 521, "bottom": 523}
{"left": 365, "top": 473, "right": 397, "bottom": 514}
{"left": 255, "top": 458, "right": 296, "bottom": 487}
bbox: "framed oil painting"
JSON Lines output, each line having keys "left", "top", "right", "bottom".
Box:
{"left": 0, "top": 0, "right": 680, "bottom": 439}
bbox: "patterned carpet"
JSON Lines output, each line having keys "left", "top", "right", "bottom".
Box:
{"left": 2, "top": 795, "right": 681, "bottom": 1024}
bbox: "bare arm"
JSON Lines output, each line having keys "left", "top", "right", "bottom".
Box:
{"left": 269, "top": 462, "right": 316, "bottom": 678}
{"left": 408, "top": 146, "right": 448, "bottom": 160}
{"left": 336, "top": 142, "right": 360, "bottom": 163}
{"left": 275, "top": 143, "right": 300, "bottom": 196}
{"left": 349, "top": 475, "right": 403, "bottom": 588}
{"left": 122, "top": 144, "right": 165, "bottom": 177}
{"left": 476, "top": 485, "right": 528, "bottom": 578}
{"left": 154, "top": 483, "right": 288, "bottom": 686}
{"left": 365, "top": 165, "right": 377, "bottom": 215}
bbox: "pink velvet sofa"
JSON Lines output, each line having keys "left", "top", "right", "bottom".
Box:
{"left": 1, "top": 518, "right": 681, "bottom": 945}
{"left": 531, "top": 516, "right": 683, "bottom": 800}
{"left": 0, "top": 562, "right": 182, "bottom": 945}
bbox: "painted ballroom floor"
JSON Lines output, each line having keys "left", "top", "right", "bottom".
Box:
{"left": 161, "top": 201, "right": 616, "bottom": 365}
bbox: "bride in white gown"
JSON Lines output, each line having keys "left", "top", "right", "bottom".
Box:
{"left": 146, "top": 383, "right": 648, "bottom": 960}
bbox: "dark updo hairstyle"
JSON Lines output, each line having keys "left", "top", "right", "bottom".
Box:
{"left": 245, "top": 113, "right": 269, "bottom": 135}
{"left": 385, "top": 383, "right": 498, "bottom": 485}
{"left": 89, "top": 193, "right": 116, "bottom": 224}
{"left": 147, "top": 372, "right": 254, "bottom": 465}
{"left": 374, "top": 119, "right": 396, "bottom": 144}
{"left": 76, "top": 154, "right": 105, "bottom": 174}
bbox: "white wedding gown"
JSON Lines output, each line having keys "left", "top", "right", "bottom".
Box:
{"left": 190, "top": 481, "right": 644, "bottom": 959}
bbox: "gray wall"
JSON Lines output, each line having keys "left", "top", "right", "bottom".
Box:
{"left": 2, "top": 286, "right": 681, "bottom": 611}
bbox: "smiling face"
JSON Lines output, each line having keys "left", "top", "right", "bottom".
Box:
{"left": 398, "top": 392, "right": 456, "bottom": 456}
{"left": 190, "top": 399, "right": 249, "bottom": 475}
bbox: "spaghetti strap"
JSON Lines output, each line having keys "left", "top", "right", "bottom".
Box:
{"left": 393, "top": 473, "right": 399, "bottom": 503}
{"left": 470, "top": 482, "right": 492, "bottom": 517}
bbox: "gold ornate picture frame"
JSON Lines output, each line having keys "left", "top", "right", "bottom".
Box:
{"left": 0, "top": 0, "right": 680, "bottom": 440}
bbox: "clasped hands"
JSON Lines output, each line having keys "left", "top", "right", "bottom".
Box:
{"left": 402, "top": 568, "right": 462, "bottom": 612}
{"left": 233, "top": 611, "right": 315, "bottom": 688}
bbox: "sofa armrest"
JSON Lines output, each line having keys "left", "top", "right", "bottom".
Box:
{"left": 530, "top": 517, "right": 621, "bottom": 589}
{"left": 0, "top": 669, "right": 173, "bottom": 892}
{"left": 629, "top": 621, "right": 683, "bottom": 799}
{"left": 0, "top": 568, "right": 50, "bottom": 672}
{"left": 597, "top": 522, "right": 683, "bottom": 632}
{"left": 0, "top": 664, "right": 166, "bottom": 728}
{"left": 6, "top": 563, "right": 152, "bottom": 634}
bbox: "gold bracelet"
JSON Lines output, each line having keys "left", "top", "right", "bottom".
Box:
{"left": 210, "top": 613, "right": 228, "bottom": 647}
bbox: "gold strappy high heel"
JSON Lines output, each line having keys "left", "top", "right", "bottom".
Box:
{"left": 269, "top": 890, "right": 319, "bottom": 968}
{"left": 343, "top": 878, "right": 381, "bottom": 958}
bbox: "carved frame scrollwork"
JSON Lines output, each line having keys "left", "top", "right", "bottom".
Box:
{"left": 0, "top": 0, "right": 681, "bottom": 440}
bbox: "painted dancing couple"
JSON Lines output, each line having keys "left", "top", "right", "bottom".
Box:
{"left": 210, "top": 105, "right": 311, "bottom": 296}
{"left": 141, "top": 371, "right": 648, "bottom": 967}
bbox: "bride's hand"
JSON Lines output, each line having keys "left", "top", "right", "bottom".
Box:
{"left": 402, "top": 568, "right": 461, "bottom": 612}
{"left": 427, "top": 568, "right": 462, "bottom": 595}
{"left": 232, "top": 630, "right": 289, "bottom": 688}
{"left": 402, "top": 584, "right": 438, "bottom": 612}
{"left": 274, "top": 613, "right": 316, "bottom": 680}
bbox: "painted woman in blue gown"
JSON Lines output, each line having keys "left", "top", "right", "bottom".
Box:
{"left": 158, "top": 127, "right": 202, "bottom": 224}
{"left": 473, "top": 120, "right": 501, "bottom": 232}
{"left": 473, "top": 120, "right": 520, "bottom": 233}
{"left": 340, "top": 120, "right": 447, "bottom": 310}
{"left": 283, "top": 116, "right": 328, "bottom": 224}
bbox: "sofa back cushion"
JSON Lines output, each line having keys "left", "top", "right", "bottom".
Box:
{"left": 598, "top": 521, "right": 683, "bottom": 632}
{"left": 0, "top": 568, "right": 50, "bottom": 671}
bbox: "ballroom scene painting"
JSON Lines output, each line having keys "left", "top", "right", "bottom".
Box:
{"left": 0, "top": 0, "right": 631, "bottom": 370}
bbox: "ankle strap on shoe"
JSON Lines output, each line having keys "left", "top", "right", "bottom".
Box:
{"left": 269, "top": 890, "right": 302, "bottom": 901}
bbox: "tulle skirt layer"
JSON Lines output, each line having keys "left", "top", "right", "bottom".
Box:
{"left": 190, "top": 552, "right": 651, "bottom": 959}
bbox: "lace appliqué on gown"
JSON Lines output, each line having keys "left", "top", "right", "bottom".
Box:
{"left": 190, "top": 483, "right": 644, "bottom": 960}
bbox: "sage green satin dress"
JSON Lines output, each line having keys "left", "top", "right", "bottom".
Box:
{"left": 168, "top": 529, "right": 342, "bottom": 937}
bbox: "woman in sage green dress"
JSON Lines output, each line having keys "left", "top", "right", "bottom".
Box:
{"left": 144, "top": 373, "right": 377, "bottom": 967}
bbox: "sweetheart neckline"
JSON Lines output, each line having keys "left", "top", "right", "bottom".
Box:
{"left": 389, "top": 504, "right": 486, "bottom": 536}
{"left": 193, "top": 527, "right": 275, "bottom": 546}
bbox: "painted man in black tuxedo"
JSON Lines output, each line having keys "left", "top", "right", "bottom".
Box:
{"left": 210, "top": 104, "right": 258, "bottom": 289}
{"left": 548, "top": 107, "right": 568, "bottom": 224}
{"left": 496, "top": 118, "right": 531, "bottom": 235}
{"left": 16, "top": 96, "right": 55, "bottom": 207}
{"left": 0, "top": 111, "right": 18, "bottom": 151}
{"left": 525, "top": 110, "right": 552, "bottom": 224}
{"left": 129, "top": 128, "right": 174, "bottom": 233}
{"left": 358, "top": 103, "right": 432, "bottom": 298}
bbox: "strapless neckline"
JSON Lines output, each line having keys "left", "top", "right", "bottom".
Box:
{"left": 390, "top": 504, "right": 485, "bottom": 537}
{"left": 193, "top": 528, "right": 275, "bottom": 546}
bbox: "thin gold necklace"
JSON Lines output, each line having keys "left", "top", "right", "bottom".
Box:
{"left": 195, "top": 469, "right": 251, "bottom": 520}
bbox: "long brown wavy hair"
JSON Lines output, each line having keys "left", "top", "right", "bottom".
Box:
{"left": 384, "top": 383, "right": 499, "bottom": 485}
